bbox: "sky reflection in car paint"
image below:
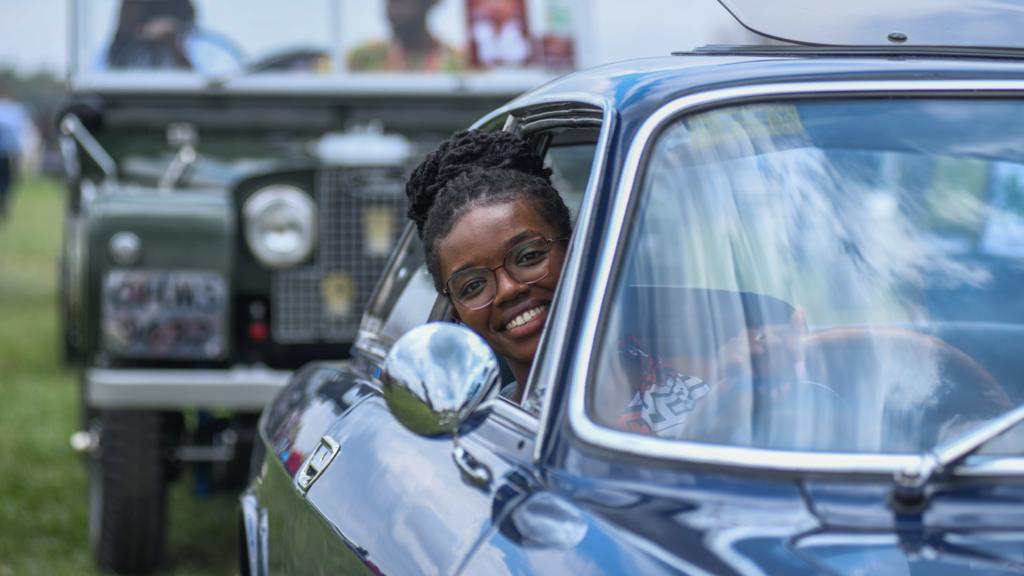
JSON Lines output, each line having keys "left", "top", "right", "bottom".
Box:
{"left": 304, "top": 397, "right": 513, "bottom": 575}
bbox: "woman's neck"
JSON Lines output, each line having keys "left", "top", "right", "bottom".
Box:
{"left": 508, "top": 361, "right": 531, "bottom": 403}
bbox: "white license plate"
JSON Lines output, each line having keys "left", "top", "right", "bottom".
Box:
{"left": 102, "top": 270, "right": 226, "bottom": 359}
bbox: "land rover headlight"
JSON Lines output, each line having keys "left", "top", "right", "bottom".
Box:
{"left": 243, "top": 185, "right": 316, "bottom": 269}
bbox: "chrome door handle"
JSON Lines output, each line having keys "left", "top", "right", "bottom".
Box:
{"left": 294, "top": 436, "right": 340, "bottom": 494}
{"left": 453, "top": 444, "right": 492, "bottom": 488}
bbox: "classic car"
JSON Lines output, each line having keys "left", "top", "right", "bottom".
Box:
{"left": 243, "top": 1, "right": 1024, "bottom": 574}
{"left": 59, "top": 1, "right": 564, "bottom": 572}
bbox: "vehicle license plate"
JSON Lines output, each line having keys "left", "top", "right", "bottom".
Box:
{"left": 102, "top": 270, "right": 227, "bottom": 359}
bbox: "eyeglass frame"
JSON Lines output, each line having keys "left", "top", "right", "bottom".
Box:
{"left": 442, "top": 235, "right": 570, "bottom": 310}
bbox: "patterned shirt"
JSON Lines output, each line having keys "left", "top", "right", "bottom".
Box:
{"left": 617, "top": 337, "right": 710, "bottom": 438}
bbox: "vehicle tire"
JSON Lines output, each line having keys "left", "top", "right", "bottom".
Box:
{"left": 89, "top": 410, "right": 168, "bottom": 574}
{"left": 57, "top": 256, "right": 79, "bottom": 366}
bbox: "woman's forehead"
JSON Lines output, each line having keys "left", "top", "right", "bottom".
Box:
{"left": 439, "top": 200, "right": 557, "bottom": 272}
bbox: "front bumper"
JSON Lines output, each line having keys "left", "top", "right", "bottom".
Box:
{"left": 86, "top": 366, "right": 292, "bottom": 410}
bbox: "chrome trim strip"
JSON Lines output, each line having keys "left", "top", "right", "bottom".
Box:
{"left": 953, "top": 457, "right": 1024, "bottom": 478}
{"left": 87, "top": 366, "right": 292, "bottom": 410}
{"left": 566, "top": 79, "right": 1024, "bottom": 476}
{"left": 485, "top": 397, "right": 541, "bottom": 437}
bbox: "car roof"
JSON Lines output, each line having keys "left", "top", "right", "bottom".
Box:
{"left": 506, "top": 54, "right": 1024, "bottom": 138}
{"left": 718, "top": 0, "right": 1024, "bottom": 50}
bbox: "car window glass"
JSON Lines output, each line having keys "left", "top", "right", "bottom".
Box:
{"left": 546, "top": 141, "right": 596, "bottom": 222}
{"left": 360, "top": 228, "right": 430, "bottom": 346}
{"left": 519, "top": 128, "right": 600, "bottom": 415}
{"left": 589, "top": 99, "right": 1024, "bottom": 455}
{"left": 378, "top": 264, "right": 436, "bottom": 347}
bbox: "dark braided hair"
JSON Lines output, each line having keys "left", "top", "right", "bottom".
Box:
{"left": 406, "top": 129, "right": 572, "bottom": 291}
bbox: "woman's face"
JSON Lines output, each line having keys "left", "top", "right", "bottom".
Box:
{"left": 437, "top": 199, "right": 566, "bottom": 376}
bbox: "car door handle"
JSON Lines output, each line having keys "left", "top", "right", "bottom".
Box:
{"left": 453, "top": 444, "right": 492, "bottom": 488}
{"left": 294, "top": 436, "right": 340, "bottom": 494}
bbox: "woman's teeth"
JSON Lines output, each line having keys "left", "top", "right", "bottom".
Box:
{"left": 505, "top": 305, "right": 546, "bottom": 331}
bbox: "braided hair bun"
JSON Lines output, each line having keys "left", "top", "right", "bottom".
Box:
{"left": 405, "top": 129, "right": 552, "bottom": 238}
{"left": 405, "top": 129, "right": 571, "bottom": 291}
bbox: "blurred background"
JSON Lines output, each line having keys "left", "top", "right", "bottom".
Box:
{"left": 0, "top": 1, "right": 752, "bottom": 573}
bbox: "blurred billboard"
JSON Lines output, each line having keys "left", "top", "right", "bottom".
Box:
{"left": 70, "top": 0, "right": 582, "bottom": 92}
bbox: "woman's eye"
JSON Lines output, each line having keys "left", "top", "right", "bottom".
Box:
{"left": 515, "top": 249, "right": 547, "bottom": 267}
{"left": 458, "top": 278, "right": 487, "bottom": 298}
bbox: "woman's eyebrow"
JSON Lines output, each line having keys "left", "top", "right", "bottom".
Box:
{"left": 504, "top": 230, "right": 541, "bottom": 249}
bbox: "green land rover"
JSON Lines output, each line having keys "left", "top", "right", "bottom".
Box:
{"left": 59, "top": 0, "right": 563, "bottom": 571}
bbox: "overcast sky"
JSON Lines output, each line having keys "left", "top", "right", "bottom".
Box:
{"left": 0, "top": 0, "right": 747, "bottom": 76}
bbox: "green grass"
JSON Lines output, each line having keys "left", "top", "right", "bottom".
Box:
{"left": 0, "top": 177, "right": 237, "bottom": 575}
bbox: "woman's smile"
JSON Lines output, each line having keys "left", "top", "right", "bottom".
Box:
{"left": 500, "top": 302, "right": 549, "bottom": 336}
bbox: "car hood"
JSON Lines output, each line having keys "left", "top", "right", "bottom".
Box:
{"left": 549, "top": 474, "right": 1024, "bottom": 575}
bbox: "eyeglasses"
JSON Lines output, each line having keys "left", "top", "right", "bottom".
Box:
{"left": 443, "top": 235, "right": 568, "bottom": 310}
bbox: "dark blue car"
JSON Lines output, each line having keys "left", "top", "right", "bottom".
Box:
{"left": 242, "top": 2, "right": 1024, "bottom": 573}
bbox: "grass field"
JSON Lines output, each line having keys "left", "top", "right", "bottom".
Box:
{"left": 0, "top": 177, "right": 237, "bottom": 575}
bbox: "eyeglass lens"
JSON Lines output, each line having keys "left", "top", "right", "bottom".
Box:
{"left": 447, "top": 237, "right": 554, "bottom": 309}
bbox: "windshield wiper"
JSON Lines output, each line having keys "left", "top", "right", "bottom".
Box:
{"left": 891, "top": 402, "right": 1024, "bottom": 509}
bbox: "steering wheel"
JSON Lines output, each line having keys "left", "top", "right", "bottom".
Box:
{"left": 803, "top": 326, "right": 1010, "bottom": 451}
{"left": 659, "top": 374, "right": 843, "bottom": 450}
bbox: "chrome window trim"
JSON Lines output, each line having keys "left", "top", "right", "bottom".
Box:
{"left": 566, "top": 79, "right": 1024, "bottom": 476}
{"left": 483, "top": 396, "right": 541, "bottom": 437}
{"left": 472, "top": 92, "right": 615, "bottom": 131}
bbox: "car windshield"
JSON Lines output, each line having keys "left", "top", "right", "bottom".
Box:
{"left": 588, "top": 98, "right": 1024, "bottom": 455}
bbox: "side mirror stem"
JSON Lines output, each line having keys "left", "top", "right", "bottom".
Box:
{"left": 60, "top": 114, "right": 118, "bottom": 186}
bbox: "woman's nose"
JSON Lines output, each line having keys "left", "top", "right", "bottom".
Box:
{"left": 492, "top": 266, "right": 528, "bottom": 306}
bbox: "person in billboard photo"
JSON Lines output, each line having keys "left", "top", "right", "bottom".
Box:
{"left": 348, "top": 0, "right": 465, "bottom": 72}
{"left": 467, "top": 0, "right": 531, "bottom": 67}
{"left": 104, "top": 0, "right": 242, "bottom": 74}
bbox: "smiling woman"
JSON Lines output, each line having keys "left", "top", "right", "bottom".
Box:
{"left": 404, "top": 129, "right": 572, "bottom": 401}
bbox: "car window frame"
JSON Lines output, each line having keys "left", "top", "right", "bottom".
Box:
{"left": 563, "top": 79, "right": 1024, "bottom": 478}
{"left": 474, "top": 101, "right": 610, "bottom": 420}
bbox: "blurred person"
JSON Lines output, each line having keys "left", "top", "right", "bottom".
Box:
{"left": 0, "top": 91, "right": 33, "bottom": 220}
{"left": 348, "top": 0, "right": 464, "bottom": 72}
{"left": 468, "top": 0, "right": 531, "bottom": 67}
{"left": 105, "top": 0, "right": 242, "bottom": 75}
{"left": 106, "top": 0, "right": 196, "bottom": 69}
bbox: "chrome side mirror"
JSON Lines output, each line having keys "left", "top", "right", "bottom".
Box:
{"left": 382, "top": 322, "right": 500, "bottom": 437}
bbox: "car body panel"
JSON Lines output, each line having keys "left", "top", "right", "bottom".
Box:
{"left": 257, "top": 359, "right": 534, "bottom": 574}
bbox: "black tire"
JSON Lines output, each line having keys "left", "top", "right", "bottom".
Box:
{"left": 89, "top": 411, "right": 168, "bottom": 574}
{"left": 57, "top": 255, "right": 79, "bottom": 366}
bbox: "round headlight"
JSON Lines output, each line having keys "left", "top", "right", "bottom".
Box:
{"left": 243, "top": 185, "right": 316, "bottom": 269}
